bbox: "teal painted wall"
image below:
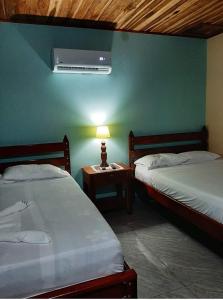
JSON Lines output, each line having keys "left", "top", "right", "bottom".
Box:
{"left": 0, "top": 23, "right": 206, "bottom": 183}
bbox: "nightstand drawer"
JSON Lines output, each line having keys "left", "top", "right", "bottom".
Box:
{"left": 93, "top": 171, "right": 128, "bottom": 186}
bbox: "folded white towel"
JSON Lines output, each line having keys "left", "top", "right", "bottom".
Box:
{"left": 0, "top": 201, "right": 30, "bottom": 217}
{"left": 0, "top": 230, "right": 51, "bottom": 244}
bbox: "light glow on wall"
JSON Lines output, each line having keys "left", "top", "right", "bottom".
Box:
{"left": 90, "top": 111, "right": 107, "bottom": 125}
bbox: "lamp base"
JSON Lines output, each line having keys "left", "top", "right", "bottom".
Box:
{"left": 100, "top": 141, "right": 109, "bottom": 168}
{"left": 100, "top": 161, "right": 109, "bottom": 168}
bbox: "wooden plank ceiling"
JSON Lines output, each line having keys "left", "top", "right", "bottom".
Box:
{"left": 1, "top": 0, "right": 223, "bottom": 38}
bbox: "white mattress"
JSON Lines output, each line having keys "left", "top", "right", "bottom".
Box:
{"left": 135, "top": 159, "right": 223, "bottom": 224}
{"left": 0, "top": 176, "right": 123, "bottom": 298}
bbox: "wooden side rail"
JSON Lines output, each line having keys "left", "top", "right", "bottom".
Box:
{"left": 31, "top": 263, "right": 137, "bottom": 299}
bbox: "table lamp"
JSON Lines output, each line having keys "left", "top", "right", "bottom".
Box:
{"left": 96, "top": 125, "right": 110, "bottom": 168}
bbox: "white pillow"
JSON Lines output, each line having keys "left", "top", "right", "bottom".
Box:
{"left": 3, "top": 164, "right": 69, "bottom": 181}
{"left": 134, "top": 153, "right": 188, "bottom": 170}
{"left": 179, "top": 151, "right": 220, "bottom": 164}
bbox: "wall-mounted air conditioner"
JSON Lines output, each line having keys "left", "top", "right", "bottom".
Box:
{"left": 53, "top": 48, "right": 112, "bottom": 74}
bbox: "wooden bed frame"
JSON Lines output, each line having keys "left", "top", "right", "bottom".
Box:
{"left": 0, "top": 136, "right": 71, "bottom": 173}
{"left": 129, "top": 126, "right": 223, "bottom": 242}
{"left": 0, "top": 136, "right": 137, "bottom": 299}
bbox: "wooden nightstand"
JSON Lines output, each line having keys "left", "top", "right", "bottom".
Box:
{"left": 82, "top": 163, "right": 133, "bottom": 214}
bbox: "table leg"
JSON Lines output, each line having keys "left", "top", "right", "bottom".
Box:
{"left": 126, "top": 183, "right": 132, "bottom": 214}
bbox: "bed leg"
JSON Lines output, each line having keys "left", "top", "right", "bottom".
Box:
{"left": 122, "top": 277, "right": 137, "bottom": 298}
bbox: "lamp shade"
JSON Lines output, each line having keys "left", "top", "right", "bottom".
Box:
{"left": 96, "top": 126, "right": 110, "bottom": 139}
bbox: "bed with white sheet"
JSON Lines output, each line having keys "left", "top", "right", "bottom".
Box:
{"left": 0, "top": 175, "right": 123, "bottom": 298}
{"left": 135, "top": 159, "right": 223, "bottom": 225}
{"left": 129, "top": 127, "right": 223, "bottom": 242}
{"left": 0, "top": 136, "right": 137, "bottom": 299}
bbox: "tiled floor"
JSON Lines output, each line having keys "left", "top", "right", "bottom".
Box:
{"left": 104, "top": 197, "right": 223, "bottom": 298}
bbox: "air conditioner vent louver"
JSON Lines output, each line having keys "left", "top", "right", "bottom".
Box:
{"left": 57, "top": 66, "right": 109, "bottom": 72}
{"left": 53, "top": 48, "right": 112, "bottom": 75}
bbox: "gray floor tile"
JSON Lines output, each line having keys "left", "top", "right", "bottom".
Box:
{"left": 153, "top": 287, "right": 196, "bottom": 298}
{"left": 117, "top": 231, "right": 184, "bottom": 298}
{"left": 104, "top": 197, "right": 223, "bottom": 299}
{"left": 190, "top": 284, "right": 223, "bottom": 299}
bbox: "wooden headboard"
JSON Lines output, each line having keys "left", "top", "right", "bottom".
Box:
{"left": 0, "top": 135, "right": 71, "bottom": 173}
{"left": 129, "top": 126, "right": 208, "bottom": 168}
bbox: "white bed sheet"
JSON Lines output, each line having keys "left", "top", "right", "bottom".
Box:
{"left": 135, "top": 159, "right": 223, "bottom": 224}
{"left": 0, "top": 176, "right": 123, "bottom": 298}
